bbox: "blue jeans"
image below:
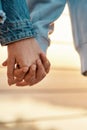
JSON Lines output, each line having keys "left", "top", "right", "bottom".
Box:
{"left": 0, "top": 0, "right": 87, "bottom": 74}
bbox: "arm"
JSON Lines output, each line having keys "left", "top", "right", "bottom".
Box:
{"left": 67, "top": 1, "right": 87, "bottom": 75}
{"left": 0, "top": 0, "right": 36, "bottom": 85}
{"left": 1, "top": 0, "right": 50, "bottom": 86}
{"left": 27, "top": 0, "right": 66, "bottom": 52}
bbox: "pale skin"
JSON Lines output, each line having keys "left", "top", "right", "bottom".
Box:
{"left": 2, "top": 38, "right": 50, "bottom": 86}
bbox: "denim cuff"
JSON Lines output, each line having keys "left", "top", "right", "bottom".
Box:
{"left": 35, "top": 33, "right": 50, "bottom": 53}
{"left": 0, "top": 19, "right": 35, "bottom": 45}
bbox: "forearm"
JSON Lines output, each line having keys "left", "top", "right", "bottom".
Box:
{"left": 0, "top": 0, "right": 35, "bottom": 45}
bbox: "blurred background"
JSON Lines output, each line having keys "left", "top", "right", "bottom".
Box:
{"left": 0, "top": 4, "right": 87, "bottom": 130}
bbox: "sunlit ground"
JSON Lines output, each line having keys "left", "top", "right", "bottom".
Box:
{"left": 0, "top": 5, "right": 87, "bottom": 130}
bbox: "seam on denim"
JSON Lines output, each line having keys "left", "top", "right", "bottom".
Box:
{"left": 0, "top": 27, "right": 36, "bottom": 37}
{"left": 0, "top": 25, "right": 34, "bottom": 33}
{"left": 4, "top": 19, "right": 32, "bottom": 26}
{"left": 0, "top": 32, "right": 35, "bottom": 45}
{"left": 0, "top": 18, "right": 36, "bottom": 45}
{"left": 1, "top": 36, "right": 34, "bottom": 46}
{"left": 0, "top": 19, "right": 34, "bottom": 32}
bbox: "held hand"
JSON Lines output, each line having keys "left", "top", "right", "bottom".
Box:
{"left": 2, "top": 38, "right": 51, "bottom": 86}
{"left": 14, "top": 53, "right": 51, "bottom": 86}
{"left": 5, "top": 38, "right": 43, "bottom": 85}
{"left": 2, "top": 52, "right": 51, "bottom": 86}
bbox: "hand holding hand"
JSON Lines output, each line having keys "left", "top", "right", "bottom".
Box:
{"left": 2, "top": 38, "right": 50, "bottom": 86}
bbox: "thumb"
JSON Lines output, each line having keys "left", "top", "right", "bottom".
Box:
{"left": 2, "top": 59, "right": 8, "bottom": 66}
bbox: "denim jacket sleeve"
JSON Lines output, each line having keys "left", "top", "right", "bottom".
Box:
{"left": 0, "top": 0, "right": 35, "bottom": 45}
{"left": 28, "top": 0, "right": 87, "bottom": 75}
{"left": 0, "top": 0, "right": 6, "bottom": 24}
{"left": 27, "top": 0, "right": 66, "bottom": 52}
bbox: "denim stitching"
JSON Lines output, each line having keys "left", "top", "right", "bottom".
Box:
{"left": 0, "top": 20, "right": 36, "bottom": 45}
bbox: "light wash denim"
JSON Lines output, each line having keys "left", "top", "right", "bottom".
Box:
{"left": 0, "top": 0, "right": 87, "bottom": 75}
{"left": 0, "top": 0, "right": 6, "bottom": 24}
{"left": 27, "top": 0, "right": 87, "bottom": 75}
{"left": 0, "top": 0, "right": 35, "bottom": 45}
